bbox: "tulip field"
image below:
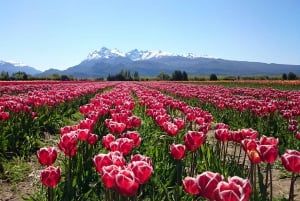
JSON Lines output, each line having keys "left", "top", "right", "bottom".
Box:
{"left": 0, "top": 81, "right": 300, "bottom": 201}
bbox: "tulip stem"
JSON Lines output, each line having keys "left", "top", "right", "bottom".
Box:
{"left": 48, "top": 187, "right": 53, "bottom": 201}
{"left": 288, "top": 172, "right": 296, "bottom": 201}
{"left": 269, "top": 164, "right": 273, "bottom": 201}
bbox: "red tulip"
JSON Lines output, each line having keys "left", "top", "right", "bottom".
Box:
{"left": 37, "top": 147, "right": 58, "bottom": 166}
{"left": 93, "top": 153, "right": 113, "bottom": 174}
{"left": 228, "top": 176, "right": 252, "bottom": 200}
{"left": 182, "top": 176, "right": 200, "bottom": 195}
{"left": 111, "top": 138, "right": 134, "bottom": 155}
{"left": 79, "top": 118, "right": 94, "bottom": 130}
{"left": 122, "top": 131, "right": 141, "bottom": 147}
{"left": 214, "top": 181, "right": 244, "bottom": 201}
{"left": 108, "top": 151, "right": 126, "bottom": 167}
{"left": 196, "top": 171, "right": 224, "bottom": 200}
{"left": 58, "top": 132, "right": 78, "bottom": 157}
{"left": 77, "top": 129, "right": 90, "bottom": 141}
{"left": 130, "top": 154, "right": 153, "bottom": 167}
{"left": 115, "top": 169, "right": 139, "bottom": 196}
{"left": 281, "top": 149, "right": 300, "bottom": 173}
{"left": 215, "top": 123, "right": 229, "bottom": 129}
{"left": 127, "top": 116, "right": 141, "bottom": 128}
{"left": 259, "top": 135, "right": 279, "bottom": 146}
{"left": 87, "top": 133, "right": 98, "bottom": 145}
{"left": 195, "top": 117, "right": 205, "bottom": 125}
{"left": 258, "top": 145, "right": 278, "bottom": 164}
{"left": 101, "top": 165, "right": 120, "bottom": 188}
{"left": 183, "top": 131, "right": 206, "bottom": 151}
{"left": 40, "top": 166, "right": 61, "bottom": 188}
{"left": 128, "top": 161, "right": 153, "bottom": 184}
{"left": 102, "top": 134, "right": 116, "bottom": 149}
{"left": 162, "top": 121, "right": 179, "bottom": 136}
{"left": 296, "top": 132, "right": 300, "bottom": 140}
{"left": 170, "top": 143, "right": 186, "bottom": 160}
{"left": 231, "top": 130, "right": 243, "bottom": 143}
{"left": 215, "top": 128, "right": 231, "bottom": 142}
{"left": 173, "top": 117, "right": 185, "bottom": 130}
{"left": 0, "top": 111, "right": 9, "bottom": 121}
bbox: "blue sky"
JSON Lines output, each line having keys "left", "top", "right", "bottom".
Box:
{"left": 0, "top": 0, "right": 300, "bottom": 70}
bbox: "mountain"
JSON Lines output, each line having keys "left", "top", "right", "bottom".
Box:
{"left": 38, "top": 47, "right": 300, "bottom": 78}
{"left": 0, "top": 61, "right": 42, "bottom": 75}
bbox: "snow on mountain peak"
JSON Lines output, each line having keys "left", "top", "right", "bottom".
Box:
{"left": 87, "top": 47, "right": 126, "bottom": 60}
{"left": 85, "top": 47, "right": 214, "bottom": 61}
{"left": 0, "top": 60, "right": 27, "bottom": 67}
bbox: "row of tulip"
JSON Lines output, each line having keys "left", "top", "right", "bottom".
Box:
{"left": 35, "top": 83, "right": 154, "bottom": 200}
{"left": 134, "top": 82, "right": 300, "bottom": 200}
{"left": 29, "top": 81, "right": 300, "bottom": 200}
{"left": 0, "top": 81, "right": 115, "bottom": 159}
{"left": 142, "top": 82, "right": 300, "bottom": 151}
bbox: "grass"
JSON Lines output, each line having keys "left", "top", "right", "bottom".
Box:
{"left": 1, "top": 156, "right": 33, "bottom": 183}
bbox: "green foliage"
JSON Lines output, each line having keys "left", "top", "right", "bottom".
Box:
{"left": 157, "top": 72, "right": 171, "bottom": 80}
{"left": 172, "top": 70, "right": 188, "bottom": 81}
{"left": 287, "top": 72, "right": 297, "bottom": 80}
{"left": 209, "top": 73, "right": 218, "bottom": 80}
{"left": 282, "top": 73, "right": 287, "bottom": 80}
{"left": 107, "top": 69, "right": 140, "bottom": 81}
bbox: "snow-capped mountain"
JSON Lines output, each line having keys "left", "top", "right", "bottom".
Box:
{"left": 84, "top": 47, "right": 200, "bottom": 62}
{"left": 35, "top": 47, "right": 300, "bottom": 78}
{"left": 86, "top": 47, "right": 126, "bottom": 60}
{"left": 0, "top": 60, "right": 41, "bottom": 75}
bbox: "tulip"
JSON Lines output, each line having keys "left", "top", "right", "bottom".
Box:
{"left": 128, "top": 161, "right": 153, "bottom": 184}
{"left": 170, "top": 143, "right": 186, "bottom": 160}
{"left": 214, "top": 181, "right": 245, "bottom": 201}
{"left": 37, "top": 147, "right": 58, "bottom": 166}
{"left": 101, "top": 165, "right": 120, "bottom": 188}
{"left": 258, "top": 145, "right": 278, "bottom": 164}
{"left": 130, "top": 154, "right": 153, "bottom": 167}
{"left": 183, "top": 131, "right": 206, "bottom": 151}
{"left": 281, "top": 149, "right": 300, "bottom": 201}
{"left": 228, "top": 176, "right": 252, "bottom": 200}
{"left": 40, "top": 166, "right": 61, "bottom": 188}
{"left": 122, "top": 131, "right": 141, "bottom": 147}
{"left": 58, "top": 132, "right": 78, "bottom": 157}
{"left": 127, "top": 115, "right": 141, "bottom": 128}
{"left": 102, "top": 134, "right": 116, "bottom": 149}
{"left": 215, "top": 128, "right": 231, "bottom": 142}
{"left": 87, "top": 133, "right": 98, "bottom": 145}
{"left": 93, "top": 153, "right": 113, "bottom": 174}
{"left": 173, "top": 117, "right": 185, "bottom": 130}
{"left": 115, "top": 169, "right": 139, "bottom": 197}
{"left": 113, "top": 138, "right": 134, "bottom": 155}
{"left": 162, "top": 121, "right": 179, "bottom": 136}
{"left": 281, "top": 149, "right": 300, "bottom": 173}
{"left": 76, "top": 129, "right": 90, "bottom": 141}
{"left": 108, "top": 151, "right": 126, "bottom": 168}
{"left": 196, "top": 171, "right": 224, "bottom": 200}
{"left": 182, "top": 176, "right": 200, "bottom": 195}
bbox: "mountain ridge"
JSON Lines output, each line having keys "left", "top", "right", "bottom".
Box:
{"left": 1, "top": 47, "right": 300, "bottom": 78}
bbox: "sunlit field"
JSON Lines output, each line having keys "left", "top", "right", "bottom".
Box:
{"left": 1, "top": 80, "right": 299, "bottom": 201}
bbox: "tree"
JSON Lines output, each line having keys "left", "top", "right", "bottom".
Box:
{"left": 287, "top": 72, "right": 297, "bottom": 80}
{"left": 133, "top": 71, "right": 140, "bottom": 81}
{"left": 209, "top": 73, "right": 218, "bottom": 81}
{"left": 172, "top": 70, "right": 183, "bottom": 81}
{"left": 0, "top": 71, "right": 9, "bottom": 80}
{"left": 282, "top": 73, "right": 287, "bottom": 80}
{"left": 157, "top": 72, "right": 171, "bottom": 80}
{"left": 182, "top": 71, "right": 188, "bottom": 81}
{"left": 11, "top": 71, "right": 28, "bottom": 80}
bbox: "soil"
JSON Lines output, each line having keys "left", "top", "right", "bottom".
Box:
{"left": 0, "top": 169, "right": 40, "bottom": 201}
